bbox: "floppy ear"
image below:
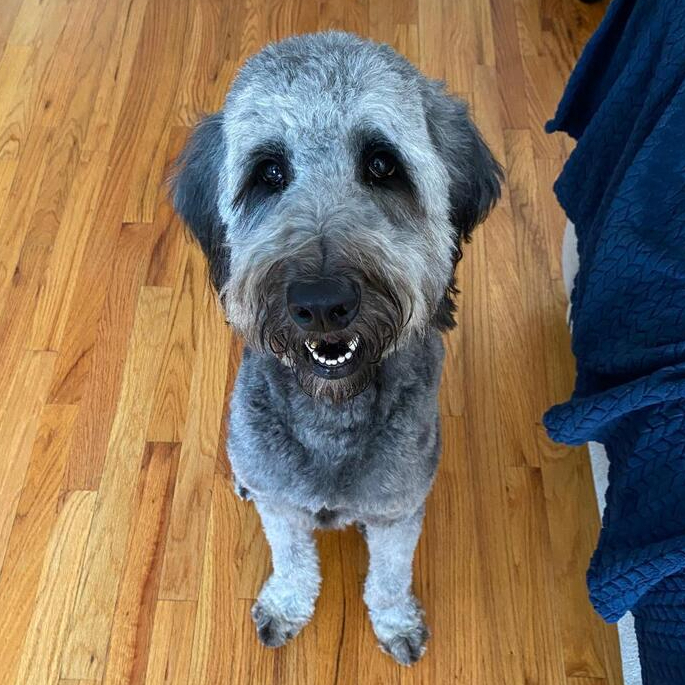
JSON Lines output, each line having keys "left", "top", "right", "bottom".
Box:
{"left": 171, "top": 112, "right": 230, "bottom": 291}
{"left": 423, "top": 84, "right": 503, "bottom": 330}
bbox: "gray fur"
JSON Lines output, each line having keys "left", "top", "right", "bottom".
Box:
{"left": 172, "top": 31, "right": 500, "bottom": 664}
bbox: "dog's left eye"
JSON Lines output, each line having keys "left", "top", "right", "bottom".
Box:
{"left": 366, "top": 152, "right": 396, "bottom": 180}
{"left": 259, "top": 160, "right": 285, "bottom": 188}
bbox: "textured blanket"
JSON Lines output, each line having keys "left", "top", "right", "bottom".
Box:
{"left": 543, "top": 0, "right": 685, "bottom": 682}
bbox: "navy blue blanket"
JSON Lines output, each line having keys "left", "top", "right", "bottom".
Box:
{"left": 543, "top": 0, "right": 685, "bottom": 681}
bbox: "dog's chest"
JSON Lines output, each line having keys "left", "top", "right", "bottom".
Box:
{"left": 281, "top": 396, "right": 438, "bottom": 517}
{"left": 228, "top": 336, "right": 444, "bottom": 520}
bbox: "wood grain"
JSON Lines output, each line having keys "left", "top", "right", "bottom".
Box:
{"left": 144, "top": 600, "right": 197, "bottom": 685}
{"left": 61, "top": 287, "right": 172, "bottom": 680}
{"left": 158, "top": 278, "right": 231, "bottom": 600}
{"left": 0, "top": 403, "right": 77, "bottom": 685}
{"left": 0, "top": 1, "right": 622, "bottom": 684}
{"left": 0, "top": 350, "right": 56, "bottom": 568}
{"left": 14, "top": 490, "right": 97, "bottom": 685}
{"left": 102, "top": 442, "right": 181, "bottom": 685}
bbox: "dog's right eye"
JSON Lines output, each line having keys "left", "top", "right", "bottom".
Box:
{"left": 259, "top": 160, "right": 285, "bottom": 188}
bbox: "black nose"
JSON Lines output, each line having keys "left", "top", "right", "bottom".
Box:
{"left": 286, "top": 278, "right": 360, "bottom": 332}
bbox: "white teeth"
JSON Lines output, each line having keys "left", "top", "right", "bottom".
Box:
{"left": 307, "top": 336, "right": 360, "bottom": 366}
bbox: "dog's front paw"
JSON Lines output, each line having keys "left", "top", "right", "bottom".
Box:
{"left": 369, "top": 597, "right": 429, "bottom": 666}
{"left": 251, "top": 573, "right": 316, "bottom": 648}
{"left": 251, "top": 600, "right": 307, "bottom": 648}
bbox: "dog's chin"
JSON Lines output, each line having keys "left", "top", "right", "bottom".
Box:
{"left": 294, "top": 362, "right": 375, "bottom": 402}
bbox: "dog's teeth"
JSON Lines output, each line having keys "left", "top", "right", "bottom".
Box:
{"left": 312, "top": 351, "right": 320, "bottom": 361}
{"left": 345, "top": 351, "right": 352, "bottom": 360}
{"left": 326, "top": 359, "right": 337, "bottom": 366}
{"left": 308, "top": 340, "right": 318, "bottom": 349}
{"left": 337, "top": 356, "right": 345, "bottom": 364}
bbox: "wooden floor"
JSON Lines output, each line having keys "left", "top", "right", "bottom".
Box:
{"left": 0, "top": 0, "right": 623, "bottom": 683}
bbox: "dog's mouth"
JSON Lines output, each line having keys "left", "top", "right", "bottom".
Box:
{"left": 303, "top": 334, "right": 362, "bottom": 379}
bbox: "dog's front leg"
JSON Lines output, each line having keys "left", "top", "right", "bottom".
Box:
{"left": 251, "top": 500, "right": 321, "bottom": 648}
{"left": 363, "top": 507, "right": 429, "bottom": 665}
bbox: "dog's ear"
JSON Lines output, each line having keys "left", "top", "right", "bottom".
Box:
{"left": 424, "top": 84, "right": 503, "bottom": 243}
{"left": 423, "top": 84, "right": 503, "bottom": 330}
{"left": 171, "top": 112, "right": 230, "bottom": 291}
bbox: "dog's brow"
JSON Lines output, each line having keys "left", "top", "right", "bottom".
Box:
{"left": 353, "top": 127, "right": 404, "bottom": 162}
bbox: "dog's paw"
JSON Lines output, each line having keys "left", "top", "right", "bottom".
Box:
{"left": 251, "top": 601, "right": 305, "bottom": 648}
{"left": 379, "top": 623, "right": 429, "bottom": 666}
{"left": 370, "top": 597, "right": 429, "bottom": 666}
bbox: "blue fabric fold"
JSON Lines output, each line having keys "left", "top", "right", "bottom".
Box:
{"left": 543, "top": 0, "right": 685, "bottom": 681}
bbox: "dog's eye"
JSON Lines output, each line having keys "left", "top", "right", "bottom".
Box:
{"left": 259, "top": 160, "right": 285, "bottom": 188}
{"left": 367, "top": 152, "right": 396, "bottom": 180}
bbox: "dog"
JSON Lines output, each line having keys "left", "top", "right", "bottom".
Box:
{"left": 172, "top": 31, "right": 501, "bottom": 665}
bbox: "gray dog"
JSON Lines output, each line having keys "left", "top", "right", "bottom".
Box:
{"left": 172, "top": 31, "right": 501, "bottom": 665}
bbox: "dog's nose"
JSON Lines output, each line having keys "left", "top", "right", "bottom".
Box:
{"left": 286, "top": 278, "right": 360, "bottom": 332}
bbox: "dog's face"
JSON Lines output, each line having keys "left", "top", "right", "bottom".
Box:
{"left": 173, "top": 32, "right": 501, "bottom": 401}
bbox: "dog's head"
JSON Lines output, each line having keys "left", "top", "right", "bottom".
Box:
{"left": 172, "top": 32, "right": 501, "bottom": 401}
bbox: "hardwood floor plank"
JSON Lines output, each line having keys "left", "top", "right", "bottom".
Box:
{"left": 458, "top": 226, "right": 526, "bottom": 685}
{"left": 121, "top": 0, "right": 192, "bottom": 223}
{"left": 0, "top": 44, "right": 32, "bottom": 215}
{"left": 409, "top": 416, "right": 489, "bottom": 684}
{"left": 102, "top": 442, "right": 181, "bottom": 685}
{"left": 442, "top": 0, "right": 477, "bottom": 94}
{"left": 522, "top": 53, "right": 568, "bottom": 159}
{"left": 158, "top": 278, "right": 232, "bottom": 600}
{"left": 417, "top": 0, "right": 444, "bottom": 80}
{"left": 13, "top": 491, "right": 98, "bottom": 685}
{"left": 0, "top": 125, "right": 53, "bottom": 333}
{"left": 505, "top": 466, "right": 567, "bottom": 684}
{"left": 83, "top": 0, "right": 151, "bottom": 153}
{"left": 61, "top": 286, "right": 172, "bottom": 680}
{"left": 0, "top": 0, "right": 23, "bottom": 61}
{"left": 173, "top": 0, "right": 240, "bottom": 125}
{"left": 147, "top": 248, "right": 203, "bottom": 442}
{"left": 319, "top": 0, "right": 367, "bottom": 36}
{"left": 187, "top": 476, "right": 240, "bottom": 684}
{"left": 491, "top": 0, "right": 529, "bottom": 128}
{"left": 0, "top": 403, "right": 78, "bottom": 685}
{"left": 0, "top": 350, "right": 56, "bottom": 570}
{"left": 144, "top": 600, "right": 196, "bottom": 685}
{"left": 393, "top": 23, "right": 418, "bottom": 67}
{"left": 62, "top": 224, "right": 170, "bottom": 490}
{"left": 28, "top": 150, "right": 110, "bottom": 351}
{"left": 367, "top": 0, "right": 394, "bottom": 45}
